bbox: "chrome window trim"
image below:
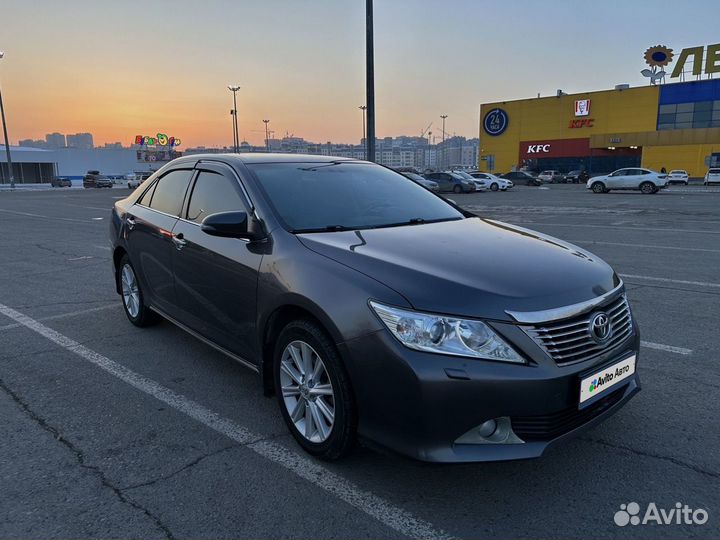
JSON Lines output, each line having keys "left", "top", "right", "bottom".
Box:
{"left": 506, "top": 282, "right": 624, "bottom": 324}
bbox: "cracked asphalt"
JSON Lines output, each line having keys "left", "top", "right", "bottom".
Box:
{"left": 0, "top": 184, "right": 718, "bottom": 539}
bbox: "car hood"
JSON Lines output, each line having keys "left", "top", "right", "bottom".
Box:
{"left": 297, "top": 218, "right": 619, "bottom": 321}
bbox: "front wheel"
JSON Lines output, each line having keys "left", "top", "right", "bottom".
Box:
{"left": 640, "top": 181, "right": 656, "bottom": 194}
{"left": 453, "top": 185, "right": 462, "bottom": 194}
{"left": 490, "top": 183, "right": 499, "bottom": 191}
{"left": 591, "top": 182, "right": 606, "bottom": 193}
{"left": 274, "top": 319, "right": 356, "bottom": 460}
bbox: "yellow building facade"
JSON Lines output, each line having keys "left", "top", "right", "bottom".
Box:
{"left": 479, "top": 79, "right": 720, "bottom": 178}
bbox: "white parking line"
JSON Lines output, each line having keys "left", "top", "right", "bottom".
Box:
{"left": 0, "top": 302, "right": 453, "bottom": 540}
{"left": 0, "top": 208, "right": 99, "bottom": 224}
{"left": 0, "top": 303, "right": 118, "bottom": 332}
{"left": 570, "top": 240, "right": 720, "bottom": 254}
{"left": 640, "top": 341, "right": 692, "bottom": 355}
{"left": 619, "top": 273, "right": 720, "bottom": 289}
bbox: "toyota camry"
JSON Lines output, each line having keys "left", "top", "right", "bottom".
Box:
{"left": 109, "top": 154, "right": 640, "bottom": 462}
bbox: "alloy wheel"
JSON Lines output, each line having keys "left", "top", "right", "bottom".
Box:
{"left": 279, "top": 340, "right": 336, "bottom": 443}
{"left": 120, "top": 263, "right": 140, "bottom": 318}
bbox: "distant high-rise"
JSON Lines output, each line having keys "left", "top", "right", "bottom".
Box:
{"left": 66, "top": 132, "right": 94, "bottom": 149}
{"left": 45, "top": 132, "right": 66, "bottom": 148}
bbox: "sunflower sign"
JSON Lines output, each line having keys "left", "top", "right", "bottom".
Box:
{"left": 641, "top": 45, "right": 674, "bottom": 85}
{"left": 642, "top": 43, "right": 720, "bottom": 84}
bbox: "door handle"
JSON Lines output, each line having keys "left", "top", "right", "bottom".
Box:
{"left": 172, "top": 232, "right": 187, "bottom": 250}
{"left": 126, "top": 216, "right": 136, "bottom": 229}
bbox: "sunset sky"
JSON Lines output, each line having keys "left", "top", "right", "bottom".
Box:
{"left": 2, "top": 0, "right": 718, "bottom": 148}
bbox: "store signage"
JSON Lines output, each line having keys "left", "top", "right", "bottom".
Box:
{"left": 569, "top": 118, "right": 594, "bottom": 128}
{"left": 525, "top": 144, "right": 551, "bottom": 154}
{"left": 641, "top": 44, "right": 720, "bottom": 84}
{"left": 483, "top": 108, "right": 509, "bottom": 136}
{"left": 575, "top": 99, "right": 591, "bottom": 117}
{"left": 135, "top": 133, "right": 182, "bottom": 147}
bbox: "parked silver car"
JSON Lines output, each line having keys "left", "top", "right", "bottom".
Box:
{"left": 587, "top": 168, "right": 668, "bottom": 194}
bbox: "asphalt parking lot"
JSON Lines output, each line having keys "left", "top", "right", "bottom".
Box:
{"left": 1, "top": 183, "right": 718, "bottom": 539}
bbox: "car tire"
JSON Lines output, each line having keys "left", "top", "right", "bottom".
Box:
{"left": 274, "top": 319, "right": 356, "bottom": 460}
{"left": 117, "top": 254, "right": 159, "bottom": 327}
{"left": 490, "top": 183, "right": 499, "bottom": 191}
{"left": 453, "top": 185, "right": 462, "bottom": 194}
{"left": 591, "top": 182, "right": 606, "bottom": 193}
{"left": 640, "top": 181, "right": 656, "bottom": 194}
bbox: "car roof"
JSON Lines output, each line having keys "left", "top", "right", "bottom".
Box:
{"left": 176, "top": 153, "right": 358, "bottom": 165}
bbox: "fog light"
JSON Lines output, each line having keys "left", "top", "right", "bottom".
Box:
{"left": 477, "top": 419, "right": 497, "bottom": 438}
{"left": 454, "top": 417, "right": 524, "bottom": 445}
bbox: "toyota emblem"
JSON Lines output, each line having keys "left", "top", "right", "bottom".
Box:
{"left": 589, "top": 312, "right": 612, "bottom": 343}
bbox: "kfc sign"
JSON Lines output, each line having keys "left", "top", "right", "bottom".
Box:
{"left": 575, "top": 99, "right": 591, "bottom": 116}
{"left": 568, "top": 118, "right": 594, "bottom": 128}
{"left": 525, "top": 144, "right": 551, "bottom": 154}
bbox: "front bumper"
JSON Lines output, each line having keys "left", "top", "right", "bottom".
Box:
{"left": 340, "top": 321, "right": 640, "bottom": 462}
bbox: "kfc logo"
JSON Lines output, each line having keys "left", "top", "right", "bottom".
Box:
{"left": 575, "top": 99, "right": 591, "bottom": 116}
{"left": 526, "top": 144, "right": 551, "bottom": 154}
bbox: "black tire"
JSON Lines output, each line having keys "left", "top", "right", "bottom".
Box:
{"left": 639, "top": 181, "right": 656, "bottom": 194}
{"left": 117, "top": 254, "right": 159, "bottom": 327}
{"left": 490, "top": 182, "right": 499, "bottom": 191}
{"left": 453, "top": 184, "right": 462, "bottom": 194}
{"left": 591, "top": 182, "right": 606, "bottom": 193}
{"left": 274, "top": 319, "right": 356, "bottom": 460}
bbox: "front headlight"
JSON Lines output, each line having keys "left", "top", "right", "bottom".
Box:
{"left": 369, "top": 301, "right": 525, "bottom": 363}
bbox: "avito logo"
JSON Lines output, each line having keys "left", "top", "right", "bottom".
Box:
{"left": 614, "top": 502, "right": 709, "bottom": 527}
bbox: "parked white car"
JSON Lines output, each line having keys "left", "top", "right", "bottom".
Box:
{"left": 470, "top": 172, "right": 513, "bottom": 191}
{"left": 538, "top": 170, "right": 563, "bottom": 183}
{"left": 587, "top": 168, "right": 669, "bottom": 194}
{"left": 704, "top": 168, "right": 720, "bottom": 185}
{"left": 667, "top": 170, "right": 689, "bottom": 185}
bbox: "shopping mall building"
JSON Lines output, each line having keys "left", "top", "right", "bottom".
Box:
{"left": 478, "top": 78, "right": 720, "bottom": 178}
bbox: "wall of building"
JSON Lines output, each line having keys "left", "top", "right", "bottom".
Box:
{"left": 480, "top": 80, "right": 720, "bottom": 177}
{"left": 643, "top": 143, "right": 720, "bottom": 175}
{"left": 479, "top": 86, "right": 659, "bottom": 173}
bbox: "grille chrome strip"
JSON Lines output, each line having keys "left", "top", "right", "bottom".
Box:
{"left": 523, "top": 293, "right": 633, "bottom": 366}
{"left": 506, "top": 282, "right": 624, "bottom": 324}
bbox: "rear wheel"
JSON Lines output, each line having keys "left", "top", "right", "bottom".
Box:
{"left": 274, "top": 319, "right": 356, "bottom": 460}
{"left": 591, "top": 182, "right": 606, "bottom": 193}
{"left": 640, "top": 181, "right": 656, "bottom": 194}
{"left": 490, "top": 183, "right": 499, "bottom": 191}
{"left": 453, "top": 185, "right": 462, "bottom": 194}
{"left": 118, "top": 254, "right": 159, "bottom": 327}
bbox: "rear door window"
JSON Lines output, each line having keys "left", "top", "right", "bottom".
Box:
{"left": 148, "top": 169, "right": 194, "bottom": 216}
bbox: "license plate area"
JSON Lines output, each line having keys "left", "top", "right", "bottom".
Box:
{"left": 579, "top": 354, "right": 636, "bottom": 409}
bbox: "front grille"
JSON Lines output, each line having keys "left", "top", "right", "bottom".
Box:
{"left": 512, "top": 387, "right": 625, "bottom": 441}
{"left": 523, "top": 294, "right": 632, "bottom": 366}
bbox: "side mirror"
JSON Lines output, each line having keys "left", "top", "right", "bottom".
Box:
{"left": 201, "top": 211, "right": 261, "bottom": 240}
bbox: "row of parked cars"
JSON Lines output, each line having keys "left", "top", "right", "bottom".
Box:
{"left": 397, "top": 170, "right": 513, "bottom": 193}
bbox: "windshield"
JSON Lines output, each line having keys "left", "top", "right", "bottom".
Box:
{"left": 452, "top": 171, "right": 474, "bottom": 180}
{"left": 248, "top": 162, "right": 464, "bottom": 233}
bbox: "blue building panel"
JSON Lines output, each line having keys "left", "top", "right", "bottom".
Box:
{"left": 659, "top": 79, "right": 720, "bottom": 105}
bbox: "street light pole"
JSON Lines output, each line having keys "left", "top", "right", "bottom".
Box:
{"left": 440, "top": 114, "right": 448, "bottom": 169}
{"left": 263, "top": 119, "right": 270, "bottom": 152}
{"left": 365, "top": 0, "right": 375, "bottom": 162}
{"left": 359, "top": 105, "right": 367, "bottom": 160}
{"left": 228, "top": 85, "right": 241, "bottom": 153}
{"left": 0, "top": 51, "right": 15, "bottom": 188}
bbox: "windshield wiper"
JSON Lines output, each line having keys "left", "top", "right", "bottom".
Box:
{"left": 369, "top": 216, "right": 463, "bottom": 229}
{"left": 291, "top": 224, "right": 360, "bottom": 233}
